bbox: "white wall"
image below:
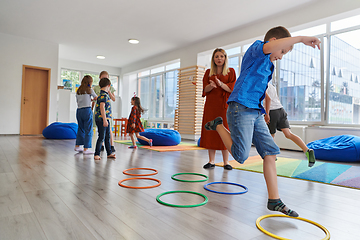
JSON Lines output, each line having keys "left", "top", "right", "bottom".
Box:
{"left": 0, "top": 32, "right": 59, "bottom": 134}
{"left": 120, "top": 74, "right": 137, "bottom": 119}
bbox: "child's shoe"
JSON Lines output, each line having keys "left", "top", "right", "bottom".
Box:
{"left": 83, "top": 149, "right": 94, "bottom": 155}
{"left": 74, "top": 146, "right": 83, "bottom": 152}
{"left": 205, "top": 117, "right": 223, "bottom": 131}
{"left": 306, "top": 149, "right": 316, "bottom": 167}
{"left": 128, "top": 145, "right": 137, "bottom": 149}
{"left": 149, "top": 139, "right": 153, "bottom": 147}
{"left": 111, "top": 146, "right": 116, "bottom": 152}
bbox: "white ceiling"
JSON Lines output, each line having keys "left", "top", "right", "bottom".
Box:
{"left": 0, "top": 0, "right": 316, "bottom": 68}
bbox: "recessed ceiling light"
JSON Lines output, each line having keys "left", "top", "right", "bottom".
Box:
{"left": 128, "top": 39, "right": 139, "bottom": 44}
{"left": 97, "top": 55, "right": 105, "bottom": 59}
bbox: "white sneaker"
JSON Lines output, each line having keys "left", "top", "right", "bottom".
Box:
{"left": 83, "top": 149, "right": 94, "bottom": 155}
{"left": 74, "top": 147, "right": 83, "bottom": 152}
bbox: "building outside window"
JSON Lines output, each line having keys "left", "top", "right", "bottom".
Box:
{"left": 328, "top": 29, "right": 360, "bottom": 124}
{"left": 278, "top": 38, "right": 322, "bottom": 122}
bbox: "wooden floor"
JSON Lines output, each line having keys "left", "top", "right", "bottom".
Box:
{"left": 1, "top": 135, "right": 360, "bottom": 240}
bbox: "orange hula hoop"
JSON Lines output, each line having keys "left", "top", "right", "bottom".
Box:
{"left": 123, "top": 168, "right": 158, "bottom": 176}
{"left": 118, "top": 177, "right": 161, "bottom": 189}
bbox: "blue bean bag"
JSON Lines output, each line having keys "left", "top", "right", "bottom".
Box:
{"left": 307, "top": 135, "right": 360, "bottom": 162}
{"left": 138, "top": 129, "right": 181, "bottom": 146}
{"left": 42, "top": 122, "right": 78, "bottom": 139}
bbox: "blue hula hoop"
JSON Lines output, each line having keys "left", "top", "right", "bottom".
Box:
{"left": 204, "top": 181, "right": 248, "bottom": 195}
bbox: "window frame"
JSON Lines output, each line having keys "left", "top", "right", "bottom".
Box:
{"left": 135, "top": 61, "right": 180, "bottom": 121}
{"left": 59, "top": 68, "right": 120, "bottom": 96}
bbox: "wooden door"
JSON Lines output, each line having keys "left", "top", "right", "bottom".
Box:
{"left": 20, "top": 65, "right": 51, "bottom": 135}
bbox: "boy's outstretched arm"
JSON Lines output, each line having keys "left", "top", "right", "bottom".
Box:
{"left": 263, "top": 36, "right": 321, "bottom": 54}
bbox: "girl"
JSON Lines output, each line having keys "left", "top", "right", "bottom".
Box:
{"left": 75, "top": 75, "right": 98, "bottom": 154}
{"left": 126, "top": 96, "right": 152, "bottom": 148}
{"left": 200, "top": 48, "right": 236, "bottom": 170}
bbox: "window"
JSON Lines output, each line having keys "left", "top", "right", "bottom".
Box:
{"left": 228, "top": 56, "right": 240, "bottom": 78}
{"left": 136, "top": 61, "right": 179, "bottom": 121}
{"left": 149, "top": 74, "right": 163, "bottom": 119}
{"left": 61, "top": 69, "right": 80, "bottom": 92}
{"left": 328, "top": 29, "right": 360, "bottom": 124}
{"left": 60, "top": 69, "right": 119, "bottom": 95}
{"left": 225, "top": 46, "right": 241, "bottom": 56}
{"left": 139, "top": 76, "right": 150, "bottom": 119}
{"left": 164, "top": 71, "right": 178, "bottom": 119}
{"left": 84, "top": 73, "right": 99, "bottom": 85}
{"left": 278, "top": 41, "right": 322, "bottom": 122}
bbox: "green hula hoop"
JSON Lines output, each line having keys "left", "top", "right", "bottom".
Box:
{"left": 171, "top": 172, "right": 208, "bottom": 182}
{"left": 156, "top": 190, "right": 208, "bottom": 208}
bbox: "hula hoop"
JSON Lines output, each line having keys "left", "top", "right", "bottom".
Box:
{"left": 204, "top": 181, "right": 248, "bottom": 195}
{"left": 156, "top": 190, "right": 208, "bottom": 208}
{"left": 123, "top": 168, "right": 158, "bottom": 176}
{"left": 171, "top": 173, "right": 208, "bottom": 182}
{"left": 256, "top": 214, "right": 330, "bottom": 240}
{"left": 118, "top": 177, "right": 161, "bottom": 189}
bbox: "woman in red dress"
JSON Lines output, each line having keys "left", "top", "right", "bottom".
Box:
{"left": 126, "top": 96, "right": 152, "bottom": 148}
{"left": 200, "top": 48, "right": 236, "bottom": 169}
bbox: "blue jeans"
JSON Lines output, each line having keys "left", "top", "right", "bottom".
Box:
{"left": 95, "top": 119, "right": 112, "bottom": 156}
{"left": 75, "top": 107, "right": 93, "bottom": 148}
{"left": 227, "top": 102, "right": 280, "bottom": 163}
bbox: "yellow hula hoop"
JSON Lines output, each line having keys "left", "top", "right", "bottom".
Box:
{"left": 256, "top": 214, "right": 330, "bottom": 240}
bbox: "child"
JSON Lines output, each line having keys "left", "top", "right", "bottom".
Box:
{"left": 126, "top": 96, "right": 152, "bottom": 148}
{"left": 93, "top": 71, "right": 116, "bottom": 153}
{"left": 74, "top": 75, "right": 98, "bottom": 154}
{"left": 264, "top": 82, "right": 316, "bottom": 167}
{"left": 205, "top": 26, "right": 321, "bottom": 217}
{"left": 94, "top": 78, "right": 116, "bottom": 160}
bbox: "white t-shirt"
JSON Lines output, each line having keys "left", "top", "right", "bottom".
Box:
{"left": 76, "top": 89, "right": 97, "bottom": 108}
{"left": 266, "top": 83, "right": 283, "bottom": 110}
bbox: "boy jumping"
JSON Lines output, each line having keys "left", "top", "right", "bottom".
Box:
{"left": 205, "top": 26, "right": 321, "bottom": 217}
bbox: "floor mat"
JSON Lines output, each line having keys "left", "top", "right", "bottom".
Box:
{"left": 216, "top": 155, "right": 360, "bottom": 189}
{"left": 114, "top": 140, "right": 206, "bottom": 152}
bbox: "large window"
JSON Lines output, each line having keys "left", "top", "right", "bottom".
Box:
{"left": 279, "top": 39, "right": 322, "bottom": 122}
{"left": 136, "top": 61, "right": 180, "bottom": 121}
{"left": 198, "top": 13, "right": 360, "bottom": 126}
{"left": 60, "top": 69, "right": 119, "bottom": 95}
{"left": 328, "top": 29, "right": 360, "bottom": 124}
{"left": 139, "top": 76, "right": 150, "bottom": 119}
{"left": 60, "top": 69, "right": 81, "bottom": 91}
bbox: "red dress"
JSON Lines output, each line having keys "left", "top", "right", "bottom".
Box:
{"left": 126, "top": 106, "right": 144, "bottom": 133}
{"left": 200, "top": 68, "right": 236, "bottom": 150}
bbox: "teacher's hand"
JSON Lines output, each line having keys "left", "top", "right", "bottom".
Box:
{"left": 215, "top": 76, "right": 222, "bottom": 86}
{"left": 209, "top": 80, "right": 217, "bottom": 88}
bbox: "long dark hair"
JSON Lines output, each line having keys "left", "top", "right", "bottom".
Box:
{"left": 132, "top": 96, "right": 144, "bottom": 114}
{"left": 77, "top": 75, "right": 93, "bottom": 95}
